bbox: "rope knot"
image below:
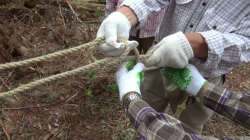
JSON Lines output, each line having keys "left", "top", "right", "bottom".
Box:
{"left": 88, "top": 37, "right": 141, "bottom": 63}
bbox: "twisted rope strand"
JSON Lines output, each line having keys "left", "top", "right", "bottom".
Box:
{"left": 0, "top": 37, "right": 105, "bottom": 71}
{"left": 0, "top": 55, "right": 150, "bottom": 98}
{"left": 0, "top": 36, "right": 148, "bottom": 97}
{"left": 0, "top": 37, "right": 186, "bottom": 119}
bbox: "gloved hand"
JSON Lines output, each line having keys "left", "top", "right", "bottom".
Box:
{"left": 105, "top": 8, "right": 115, "bottom": 17}
{"left": 96, "top": 12, "right": 138, "bottom": 56}
{"left": 116, "top": 61, "right": 144, "bottom": 102}
{"left": 145, "top": 31, "right": 194, "bottom": 68}
{"left": 161, "top": 64, "right": 207, "bottom": 96}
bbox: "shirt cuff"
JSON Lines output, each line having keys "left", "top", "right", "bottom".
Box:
{"left": 120, "top": 1, "right": 161, "bottom": 29}
{"left": 127, "top": 99, "right": 152, "bottom": 126}
{"left": 199, "top": 30, "right": 224, "bottom": 70}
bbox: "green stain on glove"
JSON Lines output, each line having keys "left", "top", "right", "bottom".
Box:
{"left": 126, "top": 60, "right": 136, "bottom": 71}
{"left": 136, "top": 72, "right": 144, "bottom": 86}
{"left": 161, "top": 67, "right": 193, "bottom": 90}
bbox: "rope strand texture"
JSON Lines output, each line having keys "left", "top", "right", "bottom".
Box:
{"left": 0, "top": 37, "right": 149, "bottom": 97}
{"left": 0, "top": 37, "right": 185, "bottom": 119}
{"left": 0, "top": 37, "right": 106, "bottom": 71}
{"left": 0, "top": 55, "right": 150, "bottom": 98}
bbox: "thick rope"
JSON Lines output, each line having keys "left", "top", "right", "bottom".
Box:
{"left": 0, "top": 55, "right": 150, "bottom": 98}
{"left": 0, "top": 37, "right": 106, "bottom": 71}
{"left": 0, "top": 37, "right": 186, "bottom": 119}
{"left": 0, "top": 37, "right": 148, "bottom": 97}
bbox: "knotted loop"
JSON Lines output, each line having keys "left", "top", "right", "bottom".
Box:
{"left": 88, "top": 37, "right": 140, "bottom": 63}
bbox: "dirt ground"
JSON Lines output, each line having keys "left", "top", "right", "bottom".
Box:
{"left": 0, "top": 1, "right": 249, "bottom": 140}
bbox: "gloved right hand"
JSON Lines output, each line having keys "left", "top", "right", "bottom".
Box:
{"left": 116, "top": 61, "right": 145, "bottom": 102}
{"left": 161, "top": 64, "right": 208, "bottom": 96}
{"left": 145, "top": 32, "right": 194, "bottom": 68}
{"left": 96, "top": 12, "right": 138, "bottom": 56}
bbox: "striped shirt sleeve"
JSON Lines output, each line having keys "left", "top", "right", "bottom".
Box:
{"left": 128, "top": 84, "right": 250, "bottom": 139}
{"left": 120, "top": 0, "right": 250, "bottom": 77}
{"left": 106, "top": 0, "right": 118, "bottom": 10}
{"left": 203, "top": 83, "right": 250, "bottom": 130}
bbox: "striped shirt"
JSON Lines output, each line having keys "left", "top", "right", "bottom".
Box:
{"left": 121, "top": 0, "right": 250, "bottom": 77}
{"left": 127, "top": 83, "right": 250, "bottom": 140}
{"left": 106, "top": 0, "right": 166, "bottom": 38}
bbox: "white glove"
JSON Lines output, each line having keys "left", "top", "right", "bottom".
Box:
{"left": 97, "top": 12, "right": 138, "bottom": 56}
{"left": 116, "top": 61, "right": 145, "bottom": 102}
{"left": 161, "top": 64, "right": 207, "bottom": 96}
{"left": 145, "top": 31, "right": 194, "bottom": 68}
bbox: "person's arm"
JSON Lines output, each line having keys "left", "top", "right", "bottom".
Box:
{"left": 116, "top": 6, "right": 138, "bottom": 27}
{"left": 197, "top": 25, "right": 250, "bottom": 72}
{"left": 199, "top": 82, "right": 250, "bottom": 130}
{"left": 119, "top": 0, "right": 169, "bottom": 28}
{"left": 185, "top": 33, "right": 208, "bottom": 60}
{"left": 116, "top": 62, "right": 249, "bottom": 139}
{"left": 97, "top": 0, "right": 169, "bottom": 56}
{"left": 124, "top": 93, "right": 249, "bottom": 140}
{"left": 162, "top": 64, "right": 250, "bottom": 130}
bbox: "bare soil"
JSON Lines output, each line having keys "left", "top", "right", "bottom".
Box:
{"left": 0, "top": 1, "right": 249, "bottom": 140}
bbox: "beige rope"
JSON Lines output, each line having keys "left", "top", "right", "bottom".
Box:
{"left": 173, "top": 99, "right": 187, "bottom": 119}
{"left": 0, "top": 37, "right": 149, "bottom": 97}
{"left": 0, "top": 55, "right": 150, "bottom": 98}
{"left": 0, "top": 37, "right": 186, "bottom": 119}
{"left": 0, "top": 37, "right": 106, "bottom": 71}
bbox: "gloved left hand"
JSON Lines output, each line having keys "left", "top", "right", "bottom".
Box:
{"left": 145, "top": 31, "right": 194, "bottom": 68}
{"left": 96, "top": 12, "right": 138, "bottom": 56}
{"left": 116, "top": 61, "right": 145, "bottom": 102}
{"left": 161, "top": 64, "right": 207, "bottom": 96}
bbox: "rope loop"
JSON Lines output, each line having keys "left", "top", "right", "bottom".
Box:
{"left": 88, "top": 37, "right": 140, "bottom": 63}
{"left": 0, "top": 36, "right": 187, "bottom": 120}
{"left": 0, "top": 37, "right": 150, "bottom": 98}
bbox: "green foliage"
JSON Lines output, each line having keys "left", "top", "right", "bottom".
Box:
{"left": 80, "top": 13, "right": 86, "bottom": 18}
{"left": 105, "top": 84, "right": 118, "bottom": 94}
{"left": 86, "top": 71, "right": 96, "bottom": 83}
{"left": 86, "top": 89, "right": 93, "bottom": 98}
{"left": 95, "top": 11, "right": 102, "bottom": 17}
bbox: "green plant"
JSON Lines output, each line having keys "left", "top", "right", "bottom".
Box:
{"left": 86, "top": 89, "right": 93, "bottom": 98}
{"left": 105, "top": 84, "right": 118, "bottom": 94}
{"left": 86, "top": 71, "right": 96, "bottom": 83}
{"left": 80, "top": 13, "right": 86, "bottom": 18}
{"left": 94, "top": 11, "right": 102, "bottom": 17}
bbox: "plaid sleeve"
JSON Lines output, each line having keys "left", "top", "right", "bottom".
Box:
{"left": 130, "top": 8, "right": 167, "bottom": 38}
{"left": 203, "top": 83, "right": 250, "bottom": 130}
{"left": 198, "top": 6, "right": 250, "bottom": 76}
{"left": 128, "top": 99, "right": 250, "bottom": 139}
{"left": 128, "top": 99, "right": 214, "bottom": 139}
{"left": 121, "top": 0, "right": 169, "bottom": 29}
{"left": 106, "top": 0, "right": 118, "bottom": 10}
{"left": 199, "top": 30, "right": 250, "bottom": 76}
